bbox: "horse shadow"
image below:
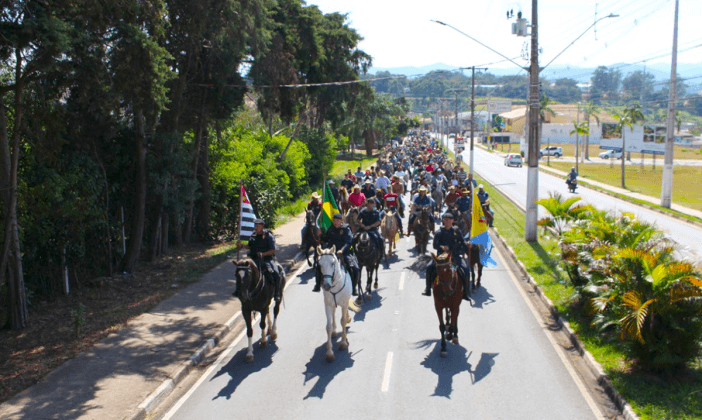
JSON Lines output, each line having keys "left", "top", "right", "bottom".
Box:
{"left": 297, "top": 266, "right": 318, "bottom": 287}
{"left": 412, "top": 340, "right": 499, "bottom": 397}
{"left": 353, "top": 289, "right": 385, "bottom": 322}
{"left": 469, "top": 285, "right": 496, "bottom": 309}
{"left": 302, "top": 342, "right": 357, "bottom": 399}
{"left": 211, "top": 341, "right": 279, "bottom": 400}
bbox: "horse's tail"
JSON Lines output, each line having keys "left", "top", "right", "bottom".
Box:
{"left": 348, "top": 297, "right": 361, "bottom": 313}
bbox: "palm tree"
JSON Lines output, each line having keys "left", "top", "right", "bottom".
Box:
{"left": 536, "top": 192, "right": 592, "bottom": 236}
{"left": 570, "top": 121, "right": 589, "bottom": 172}
{"left": 612, "top": 104, "right": 644, "bottom": 188}
{"left": 581, "top": 102, "right": 600, "bottom": 160}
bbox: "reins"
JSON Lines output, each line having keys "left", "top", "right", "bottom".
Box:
{"left": 319, "top": 254, "right": 347, "bottom": 307}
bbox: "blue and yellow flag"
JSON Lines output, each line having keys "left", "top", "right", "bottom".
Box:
{"left": 319, "top": 182, "right": 340, "bottom": 233}
{"left": 467, "top": 188, "right": 497, "bottom": 268}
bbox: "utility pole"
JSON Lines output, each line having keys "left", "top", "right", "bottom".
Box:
{"left": 460, "top": 67, "right": 488, "bottom": 178}
{"left": 525, "top": 0, "right": 540, "bottom": 242}
{"left": 447, "top": 89, "right": 468, "bottom": 149}
{"left": 661, "top": 0, "right": 679, "bottom": 208}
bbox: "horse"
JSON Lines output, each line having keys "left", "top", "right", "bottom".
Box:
{"left": 317, "top": 246, "right": 360, "bottom": 362}
{"left": 431, "top": 252, "right": 464, "bottom": 358}
{"left": 354, "top": 230, "right": 381, "bottom": 296}
{"left": 345, "top": 207, "right": 360, "bottom": 234}
{"left": 380, "top": 210, "right": 399, "bottom": 259}
{"left": 301, "top": 210, "right": 321, "bottom": 267}
{"left": 412, "top": 205, "right": 432, "bottom": 254}
{"left": 233, "top": 258, "right": 284, "bottom": 362}
{"left": 465, "top": 243, "right": 483, "bottom": 295}
{"left": 455, "top": 208, "right": 472, "bottom": 237}
{"left": 339, "top": 187, "right": 351, "bottom": 215}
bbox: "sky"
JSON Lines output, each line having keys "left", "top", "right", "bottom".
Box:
{"left": 309, "top": 0, "right": 700, "bottom": 79}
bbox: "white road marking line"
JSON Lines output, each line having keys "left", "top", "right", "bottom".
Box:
{"left": 161, "top": 262, "right": 307, "bottom": 419}
{"left": 495, "top": 245, "right": 607, "bottom": 420}
{"left": 381, "top": 351, "right": 394, "bottom": 393}
{"left": 399, "top": 272, "right": 405, "bottom": 290}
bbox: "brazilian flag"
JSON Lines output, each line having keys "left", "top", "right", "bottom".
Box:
{"left": 319, "top": 181, "right": 340, "bottom": 234}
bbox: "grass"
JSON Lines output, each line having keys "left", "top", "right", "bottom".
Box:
{"left": 473, "top": 171, "right": 702, "bottom": 419}
{"left": 542, "top": 142, "right": 702, "bottom": 160}
{"left": 329, "top": 153, "right": 377, "bottom": 180}
{"left": 548, "top": 161, "right": 702, "bottom": 212}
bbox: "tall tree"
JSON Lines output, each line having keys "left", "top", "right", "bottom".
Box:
{"left": 613, "top": 104, "right": 644, "bottom": 189}
{"left": 591, "top": 66, "right": 622, "bottom": 103}
{"left": 581, "top": 102, "right": 600, "bottom": 160}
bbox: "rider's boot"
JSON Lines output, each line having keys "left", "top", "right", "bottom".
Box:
{"left": 422, "top": 277, "right": 432, "bottom": 296}
{"left": 312, "top": 270, "right": 321, "bottom": 292}
{"left": 461, "top": 275, "right": 470, "bottom": 301}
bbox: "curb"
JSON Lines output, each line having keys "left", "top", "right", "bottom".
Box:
{"left": 538, "top": 165, "right": 702, "bottom": 230}
{"left": 124, "top": 250, "right": 306, "bottom": 420}
{"left": 478, "top": 167, "right": 639, "bottom": 420}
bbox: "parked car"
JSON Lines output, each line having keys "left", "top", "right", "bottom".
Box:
{"left": 599, "top": 150, "right": 623, "bottom": 159}
{"left": 539, "top": 146, "right": 562, "bottom": 158}
{"left": 504, "top": 153, "right": 524, "bottom": 167}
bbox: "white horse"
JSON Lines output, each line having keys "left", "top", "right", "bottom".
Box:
{"left": 317, "top": 246, "right": 360, "bottom": 362}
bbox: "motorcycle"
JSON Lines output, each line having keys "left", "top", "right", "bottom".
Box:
{"left": 566, "top": 178, "right": 577, "bottom": 193}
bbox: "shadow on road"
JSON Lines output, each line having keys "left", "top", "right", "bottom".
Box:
{"left": 211, "top": 341, "right": 279, "bottom": 400}
{"left": 353, "top": 288, "right": 385, "bottom": 322}
{"left": 302, "top": 341, "right": 357, "bottom": 399}
{"left": 469, "top": 285, "right": 496, "bottom": 309}
{"left": 412, "top": 340, "right": 499, "bottom": 397}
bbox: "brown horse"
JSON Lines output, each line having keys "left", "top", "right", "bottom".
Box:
{"left": 466, "top": 243, "right": 483, "bottom": 294}
{"left": 380, "top": 210, "right": 399, "bottom": 259}
{"left": 339, "top": 187, "right": 351, "bottom": 215}
{"left": 301, "top": 210, "right": 321, "bottom": 267}
{"left": 431, "top": 252, "right": 464, "bottom": 358}
{"left": 345, "top": 207, "right": 360, "bottom": 234}
{"left": 413, "top": 205, "right": 432, "bottom": 254}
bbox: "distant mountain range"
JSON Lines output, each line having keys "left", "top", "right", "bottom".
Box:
{"left": 369, "top": 62, "right": 701, "bottom": 83}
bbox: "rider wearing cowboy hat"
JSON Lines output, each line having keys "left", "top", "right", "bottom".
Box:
{"left": 423, "top": 212, "right": 470, "bottom": 300}
{"left": 301, "top": 192, "right": 322, "bottom": 246}
{"left": 353, "top": 198, "right": 385, "bottom": 259}
{"left": 408, "top": 185, "right": 435, "bottom": 235}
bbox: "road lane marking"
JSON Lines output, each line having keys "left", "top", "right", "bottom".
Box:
{"left": 399, "top": 272, "right": 405, "bottom": 290}
{"left": 495, "top": 245, "right": 606, "bottom": 420}
{"left": 381, "top": 351, "right": 394, "bottom": 392}
{"left": 161, "top": 262, "right": 307, "bottom": 420}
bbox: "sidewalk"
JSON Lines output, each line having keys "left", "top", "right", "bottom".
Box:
{"left": 539, "top": 164, "right": 702, "bottom": 221}
{"left": 0, "top": 212, "right": 307, "bottom": 420}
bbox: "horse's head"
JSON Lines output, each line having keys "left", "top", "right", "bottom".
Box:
{"left": 305, "top": 209, "right": 316, "bottom": 225}
{"left": 316, "top": 245, "right": 338, "bottom": 291}
{"left": 233, "top": 259, "right": 260, "bottom": 301}
{"left": 431, "top": 252, "right": 457, "bottom": 295}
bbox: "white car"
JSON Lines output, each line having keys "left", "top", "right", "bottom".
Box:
{"left": 599, "top": 150, "right": 623, "bottom": 159}
{"left": 504, "top": 153, "right": 524, "bottom": 167}
{"left": 539, "top": 146, "right": 562, "bottom": 158}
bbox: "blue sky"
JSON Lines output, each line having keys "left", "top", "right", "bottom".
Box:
{"left": 309, "top": 0, "right": 699, "bottom": 75}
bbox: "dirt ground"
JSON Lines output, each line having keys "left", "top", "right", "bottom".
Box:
{"left": 0, "top": 242, "right": 230, "bottom": 404}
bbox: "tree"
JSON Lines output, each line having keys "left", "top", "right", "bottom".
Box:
{"left": 570, "top": 121, "right": 589, "bottom": 170}
{"left": 621, "top": 70, "right": 655, "bottom": 101}
{"left": 591, "top": 66, "right": 621, "bottom": 103}
{"left": 613, "top": 104, "right": 644, "bottom": 189}
{"left": 581, "top": 102, "right": 601, "bottom": 160}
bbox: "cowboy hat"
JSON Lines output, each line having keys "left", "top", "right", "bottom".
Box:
{"left": 311, "top": 192, "right": 321, "bottom": 199}
{"left": 418, "top": 186, "right": 428, "bottom": 192}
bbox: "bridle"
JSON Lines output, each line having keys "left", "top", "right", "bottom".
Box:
{"left": 434, "top": 256, "right": 458, "bottom": 300}
{"left": 237, "top": 259, "right": 265, "bottom": 300}
{"left": 319, "top": 253, "right": 348, "bottom": 306}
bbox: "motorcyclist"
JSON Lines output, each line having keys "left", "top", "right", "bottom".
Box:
{"left": 566, "top": 167, "right": 578, "bottom": 191}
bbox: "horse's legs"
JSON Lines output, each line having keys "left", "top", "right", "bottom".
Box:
{"left": 365, "top": 267, "right": 372, "bottom": 295}
{"left": 325, "top": 304, "right": 335, "bottom": 362}
{"left": 270, "top": 295, "right": 281, "bottom": 340}
{"left": 243, "top": 310, "right": 255, "bottom": 363}
{"left": 259, "top": 308, "right": 269, "bottom": 348}
{"left": 451, "top": 305, "right": 460, "bottom": 344}
{"left": 477, "top": 264, "right": 483, "bottom": 288}
{"left": 373, "top": 264, "right": 379, "bottom": 289}
{"left": 436, "top": 305, "right": 448, "bottom": 358}
{"left": 339, "top": 303, "right": 349, "bottom": 351}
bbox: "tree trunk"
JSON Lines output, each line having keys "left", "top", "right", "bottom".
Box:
{"left": 196, "top": 129, "right": 210, "bottom": 241}
{"left": 0, "top": 58, "right": 29, "bottom": 330}
{"left": 161, "top": 212, "right": 169, "bottom": 254}
{"left": 149, "top": 194, "right": 164, "bottom": 262}
{"left": 121, "top": 109, "right": 148, "bottom": 273}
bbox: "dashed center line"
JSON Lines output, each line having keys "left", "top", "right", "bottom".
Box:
{"left": 399, "top": 272, "right": 405, "bottom": 290}
{"left": 381, "top": 351, "right": 394, "bottom": 392}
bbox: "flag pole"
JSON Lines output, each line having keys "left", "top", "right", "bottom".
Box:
{"left": 237, "top": 180, "right": 243, "bottom": 261}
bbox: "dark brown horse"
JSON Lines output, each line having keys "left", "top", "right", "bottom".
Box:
{"left": 466, "top": 243, "right": 484, "bottom": 294}
{"left": 413, "top": 206, "right": 432, "bottom": 254}
{"left": 301, "top": 210, "right": 321, "bottom": 267}
{"left": 233, "top": 258, "right": 283, "bottom": 362}
{"left": 431, "top": 252, "right": 464, "bottom": 358}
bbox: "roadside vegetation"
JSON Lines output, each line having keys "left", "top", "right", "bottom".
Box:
{"left": 476, "top": 174, "right": 702, "bottom": 419}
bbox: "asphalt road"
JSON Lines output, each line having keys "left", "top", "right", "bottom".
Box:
{"left": 159, "top": 205, "right": 607, "bottom": 420}
{"left": 453, "top": 139, "right": 702, "bottom": 262}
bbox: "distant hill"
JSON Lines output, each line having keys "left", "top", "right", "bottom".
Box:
{"left": 369, "top": 62, "right": 700, "bottom": 83}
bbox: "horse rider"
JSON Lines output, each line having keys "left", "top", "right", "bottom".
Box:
{"left": 423, "top": 212, "right": 470, "bottom": 301}
{"left": 477, "top": 184, "right": 494, "bottom": 227}
{"left": 348, "top": 185, "right": 366, "bottom": 208}
{"left": 353, "top": 198, "right": 386, "bottom": 259}
{"left": 354, "top": 166, "right": 365, "bottom": 182}
{"left": 375, "top": 170, "right": 391, "bottom": 192}
{"left": 328, "top": 180, "right": 340, "bottom": 204}
{"left": 341, "top": 173, "right": 355, "bottom": 192}
{"left": 318, "top": 213, "right": 360, "bottom": 294}
{"left": 360, "top": 178, "right": 376, "bottom": 200}
{"left": 301, "top": 192, "right": 322, "bottom": 245}
{"left": 445, "top": 185, "right": 460, "bottom": 208}
{"left": 455, "top": 187, "right": 472, "bottom": 216}
{"left": 236, "top": 218, "right": 284, "bottom": 302}
{"left": 381, "top": 188, "right": 404, "bottom": 236}
{"left": 407, "top": 186, "right": 435, "bottom": 236}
